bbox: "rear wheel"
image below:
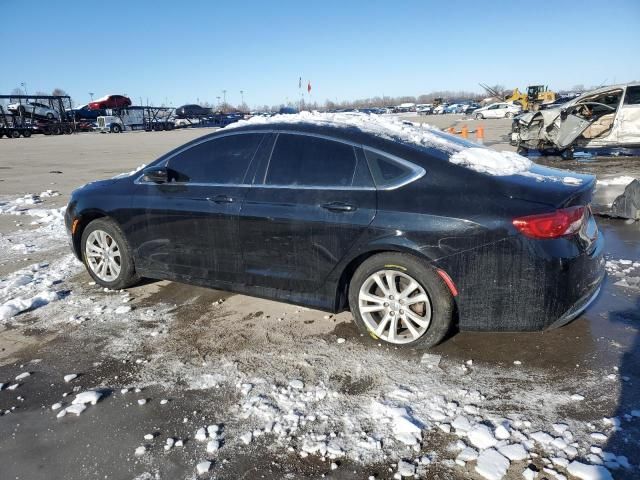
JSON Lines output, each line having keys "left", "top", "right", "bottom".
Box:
{"left": 9, "top": 129, "right": 20, "bottom": 138}
{"left": 506, "top": 112, "right": 514, "bottom": 118}
{"left": 21, "top": 129, "right": 32, "bottom": 138}
{"left": 348, "top": 253, "right": 454, "bottom": 348}
{"left": 81, "top": 218, "right": 140, "bottom": 289}
{"left": 111, "top": 124, "right": 122, "bottom": 133}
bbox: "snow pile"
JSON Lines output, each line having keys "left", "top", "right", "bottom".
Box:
{"left": 0, "top": 256, "right": 79, "bottom": 322}
{"left": 597, "top": 176, "right": 635, "bottom": 187}
{"left": 56, "top": 390, "right": 103, "bottom": 418}
{"left": 227, "top": 111, "right": 539, "bottom": 177}
{"left": 449, "top": 148, "right": 532, "bottom": 176}
{"left": 605, "top": 258, "right": 640, "bottom": 291}
{"left": 226, "top": 111, "right": 466, "bottom": 154}
{"left": 112, "top": 164, "right": 146, "bottom": 179}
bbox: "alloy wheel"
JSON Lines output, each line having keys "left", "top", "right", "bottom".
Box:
{"left": 358, "top": 270, "right": 432, "bottom": 344}
{"left": 85, "top": 230, "right": 122, "bottom": 282}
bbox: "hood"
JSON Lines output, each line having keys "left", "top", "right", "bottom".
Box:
{"left": 517, "top": 108, "right": 562, "bottom": 127}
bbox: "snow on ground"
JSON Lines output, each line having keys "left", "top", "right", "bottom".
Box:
{"left": 0, "top": 191, "right": 81, "bottom": 322}
{"left": 0, "top": 190, "right": 637, "bottom": 479}
{"left": 605, "top": 258, "right": 640, "bottom": 291}
{"left": 597, "top": 176, "right": 636, "bottom": 187}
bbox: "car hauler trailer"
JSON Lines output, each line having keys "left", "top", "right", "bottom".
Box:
{"left": 96, "top": 106, "right": 175, "bottom": 133}
{"left": 0, "top": 94, "right": 76, "bottom": 137}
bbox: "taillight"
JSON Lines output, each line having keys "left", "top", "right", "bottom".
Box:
{"left": 513, "top": 206, "right": 586, "bottom": 239}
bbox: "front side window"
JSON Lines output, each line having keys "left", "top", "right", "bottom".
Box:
{"left": 265, "top": 134, "right": 357, "bottom": 187}
{"left": 167, "top": 133, "right": 263, "bottom": 184}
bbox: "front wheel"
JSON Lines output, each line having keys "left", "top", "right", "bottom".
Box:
{"left": 475, "top": 113, "right": 484, "bottom": 120}
{"left": 505, "top": 112, "right": 514, "bottom": 118}
{"left": 348, "top": 253, "right": 454, "bottom": 348}
{"left": 81, "top": 218, "right": 140, "bottom": 289}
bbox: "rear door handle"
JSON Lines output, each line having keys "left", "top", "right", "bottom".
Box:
{"left": 207, "top": 194, "right": 234, "bottom": 204}
{"left": 321, "top": 201, "right": 357, "bottom": 212}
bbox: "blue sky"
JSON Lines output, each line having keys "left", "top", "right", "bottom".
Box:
{"left": 2, "top": 0, "right": 638, "bottom": 108}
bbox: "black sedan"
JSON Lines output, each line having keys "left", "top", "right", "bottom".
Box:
{"left": 175, "top": 104, "right": 212, "bottom": 118}
{"left": 65, "top": 119, "right": 604, "bottom": 348}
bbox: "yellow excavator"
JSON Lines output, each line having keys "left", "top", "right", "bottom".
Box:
{"left": 505, "top": 85, "right": 556, "bottom": 111}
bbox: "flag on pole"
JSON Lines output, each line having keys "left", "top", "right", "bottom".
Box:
{"left": 307, "top": 81, "right": 312, "bottom": 93}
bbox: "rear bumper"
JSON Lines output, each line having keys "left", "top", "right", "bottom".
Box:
{"left": 546, "top": 279, "right": 603, "bottom": 330}
{"left": 435, "top": 231, "right": 605, "bottom": 332}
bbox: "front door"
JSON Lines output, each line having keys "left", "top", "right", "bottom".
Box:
{"left": 240, "top": 133, "right": 377, "bottom": 293}
{"left": 131, "top": 132, "right": 266, "bottom": 284}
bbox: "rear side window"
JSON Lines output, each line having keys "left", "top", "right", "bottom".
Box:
{"left": 624, "top": 86, "right": 640, "bottom": 105}
{"left": 364, "top": 149, "right": 423, "bottom": 189}
{"left": 167, "top": 133, "right": 263, "bottom": 184}
{"left": 265, "top": 134, "right": 357, "bottom": 187}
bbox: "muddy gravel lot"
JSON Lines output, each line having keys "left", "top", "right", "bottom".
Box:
{"left": 0, "top": 122, "right": 639, "bottom": 480}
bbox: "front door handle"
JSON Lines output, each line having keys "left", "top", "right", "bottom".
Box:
{"left": 207, "top": 194, "right": 234, "bottom": 204}
{"left": 320, "top": 201, "right": 357, "bottom": 212}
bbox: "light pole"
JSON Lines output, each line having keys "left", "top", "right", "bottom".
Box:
{"left": 89, "top": 92, "right": 94, "bottom": 101}
{"left": 240, "top": 90, "right": 244, "bottom": 108}
{"left": 20, "top": 82, "right": 27, "bottom": 96}
{"left": 222, "top": 90, "right": 227, "bottom": 105}
{"left": 216, "top": 96, "right": 221, "bottom": 109}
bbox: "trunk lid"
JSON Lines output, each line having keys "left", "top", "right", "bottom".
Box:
{"left": 494, "top": 164, "right": 596, "bottom": 209}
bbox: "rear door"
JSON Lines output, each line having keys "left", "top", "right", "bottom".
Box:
{"left": 132, "top": 132, "right": 266, "bottom": 283}
{"left": 239, "top": 132, "right": 376, "bottom": 293}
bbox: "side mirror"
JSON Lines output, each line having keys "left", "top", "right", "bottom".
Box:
{"left": 560, "top": 108, "right": 568, "bottom": 121}
{"left": 141, "top": 166, "right": 169, "bottom": 184}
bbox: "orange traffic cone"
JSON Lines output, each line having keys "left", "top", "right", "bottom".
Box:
{"left": 461, "top": 125, "right": 468, "bottom": 139}
{"left": 447, "top": 127, "right": 455, "bottom": 134}
{"left": 476, "top": 125, "right": 484, "bottom": 144}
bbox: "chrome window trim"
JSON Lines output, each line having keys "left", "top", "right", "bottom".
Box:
{"left": 134, "top": 128, "right": 425, "bottom": 191}
{"left": 362, "top": 146, "right": 426, "bottom": 191}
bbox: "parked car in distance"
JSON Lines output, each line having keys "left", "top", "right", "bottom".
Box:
{"left": 461, "top": 103, "right": 480, "bottom": 114}
{"left": 175, "top": 104, "right": 212, "bottom": 118}
{"left": 66, "top": 115, "right": 604, "bottom": 349}
{"left": 7, "top": 101, "right": 60, "bottom": 120}
{"left": 433, "top": 103, "right": 449, "bottom": 114}
{"left": 67, "top": 104, "right": 106, "bottom": 121}
{"left": 416, "top": 104, "right": 433, "bottom": 115}
{"left": 474, "top": 102, "right": 522, "bottom": 119}
{"left": 88, "top": 94, "right": 132, "bottom": 110}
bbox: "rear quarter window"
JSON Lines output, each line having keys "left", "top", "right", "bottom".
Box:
{"left": 364, "top": 149, "right": 424, "bottom": 189}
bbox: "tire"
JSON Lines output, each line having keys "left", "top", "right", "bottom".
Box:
{"left": 348, "top": 252, "right": 454, "bottom": 348}
{"left": 51, "top": 125, "right": 62, "bottom": 135}
{"left": 81, "top": 218, "right": 140, "bottom": 289}
{"left": 46, "top": 112, "right": 54, "bottom": 120}
{"left": 475, "top": 113, "right": 484, "bottom": 120}
{"left": 111, "top": 124, "right": 122, "bottom": 133}
{"left": 9, "top": 130, "right": 20, "bottom": 138}
{"left": 63, "top": 125, "right": 73, "bottom": 134}
{"left": 506, "top": 112, "right": 514, "bottom": 118}
{"left": 21, "top": 129, "right": 32, "bottom": 138}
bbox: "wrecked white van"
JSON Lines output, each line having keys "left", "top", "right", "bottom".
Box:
{"left": 511, "top": 83, "right": 640, "bottom": 157}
